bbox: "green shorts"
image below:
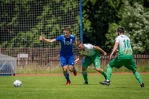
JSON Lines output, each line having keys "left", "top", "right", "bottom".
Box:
{"left": 109, "top": 54, "right": 136, "bottom": 71}
{"left": 82, "top": 51, "right": 101, "bottom": 68}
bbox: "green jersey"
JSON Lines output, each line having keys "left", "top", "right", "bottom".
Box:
{"left": 79, "top": 44, "right": 97, "bottom": 56}
{"left": 115, "top": 34, "right": 132, "bottom": 55}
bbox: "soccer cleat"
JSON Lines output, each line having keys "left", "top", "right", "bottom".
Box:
{"left": 140, "top": 83, "right": 144, "bottom": 88}
{"left": 100, "top": 80, "right": 110, "bottom": 86}
{"left": 83, "top": 82, "right": 88, "bottom": 85}
{"left": 73, "top": 69, "right": 77, "bottom": 76}
{"left": 66, "top": 80, "right": 71, "bottom": 85}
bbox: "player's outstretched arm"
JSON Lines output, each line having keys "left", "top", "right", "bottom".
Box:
{"left": 39, "top": 36, "right": 56, "bottom": 43}
{"left": 74, "top": 55, "right": 83, "bottom": 64}
{"left": 74, "top": 40, "right": 78, "bottom": 46}
{"left": 110, "top": 42, "right": 119, "bottom": 59}
{"left": 94, "top": 46, "right": 107, "bottom": 56}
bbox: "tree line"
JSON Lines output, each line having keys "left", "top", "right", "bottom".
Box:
{"left": 0, "top": 0, "right": 149, "bottom": 54}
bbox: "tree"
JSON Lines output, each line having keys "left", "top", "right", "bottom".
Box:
{"left": 106, "top": 0, "right": 149, "bottom": 54}
{"left": 0, "top": 0, "right": 80, "bottom": 48}
{"left": 82, "top": 0, "right": 121, "bottom": 49}
{"left": 120, "top": 1, "right": 149, "bottom": 54}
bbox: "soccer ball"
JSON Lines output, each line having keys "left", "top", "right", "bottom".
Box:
{"left": 13, "top": 80, "right": 22, "bottom": 87}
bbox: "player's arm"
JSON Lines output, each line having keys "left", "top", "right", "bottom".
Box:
{"left": 94, "top": 46, "right": 107, "bottom": 56}
{"left": 74, "top": 55, "right": 84, "bottom": 64}
{"left": 110, "top": 42, "right": 119, "bottom": 59}
{"left": 39, "top": 36, "right": 56, "bottom": 43}
{"left": 74, "top": 37, "right": 80, "bottom": 46}
{"left": 74, "top": 40, "right": 78, "bottom": 46}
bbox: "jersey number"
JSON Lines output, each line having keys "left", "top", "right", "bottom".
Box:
{"left": 123, "top": 39, "right": 130, "bottom": 48}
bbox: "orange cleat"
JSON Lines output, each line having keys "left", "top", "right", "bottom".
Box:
{"left": 66, "top": 80, "right": 71, "bottom": 85}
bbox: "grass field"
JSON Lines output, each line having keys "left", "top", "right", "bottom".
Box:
{"left": 0, "top": 73, "right": 148, "bottom": 99}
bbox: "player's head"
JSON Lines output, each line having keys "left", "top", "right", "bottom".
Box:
{"left": 117, "top": 27, "right": 125, "bottom": 35}
{"left": 77, "top": 42, "right": 84, "bottom": 51}
{"left": 63, "top": 27, "right": 71, "bottom": 38}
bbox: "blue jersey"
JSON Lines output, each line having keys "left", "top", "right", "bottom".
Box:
{"left": 56, "top": 35, "right": 75, "bottom": 56}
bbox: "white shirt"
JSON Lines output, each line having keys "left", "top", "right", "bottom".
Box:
{"left": 79, "top": 44, "right": 96, "bottom": 56}
{"left": 115, "top": 34, "right": 132, "bottom": 55}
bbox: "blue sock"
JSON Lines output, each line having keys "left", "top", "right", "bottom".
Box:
{"left": 64, "top": 72, "right": 70, "bottom": 81}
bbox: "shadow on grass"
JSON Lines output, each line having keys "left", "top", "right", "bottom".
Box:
{"left": 115, "top": 87, "right": 128, "bottom": 89}
{"left": 60, "top": 83, "right": 104, "bottom": 86}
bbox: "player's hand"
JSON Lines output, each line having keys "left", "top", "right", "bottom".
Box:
{"left": 74, "top": 58, "right": 79, "bottom": 64}
{"left": 103, "top": 52, "right": 107, "bottom": 56}
{"left": 110, "top": 53, "right": 113, "bottom": 60}
{"left": 39, "top": 36, "right": 44, "bottom": 40}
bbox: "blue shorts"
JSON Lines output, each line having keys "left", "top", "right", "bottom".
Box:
{"left": 60, "top": 55, "right": 74, "bottom": 67}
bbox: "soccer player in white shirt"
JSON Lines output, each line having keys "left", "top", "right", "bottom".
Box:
{"left": 75, "top": 43, "right": 107, "bottom": 84}
{"left": 100, "top": 27, "right": 144, "bottom": 87}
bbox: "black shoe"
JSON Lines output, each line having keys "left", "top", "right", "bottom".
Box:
{"left": 84, "top": 82, "right": 88, "bottom": 85}
{"left": 100, "top": 81, "right": 110, "bottom": 86}
{"left": 140, "top": 83, "right": 144, "bottom": 88}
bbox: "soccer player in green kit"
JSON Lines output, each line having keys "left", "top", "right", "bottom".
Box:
{"left": 100, "top": 27, "right": 144, "bottom": 87}
{"left": 75, "top": 43, "right": 107, "bottom": 84}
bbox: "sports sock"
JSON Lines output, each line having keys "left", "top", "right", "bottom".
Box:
{"left": 100, "top": 69, "right": 107, "bottom": 79}
{"left": 64, "top": 71, "right": 70, "bottom": 81}
{"left": 82, "top": 71, "right": 88, "bottom": 83}
{"left": 133, "top": 71, "right": 143, "bottom": 84}
{"left": 106, "top": 65, "right": 112, "bottom": 81}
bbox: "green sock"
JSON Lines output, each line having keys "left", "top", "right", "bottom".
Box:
{"left": 106, "top": 65, "right": 112, "bottom": 81}
{"left": 134, "top": 71, "right": 143, "bottom": 84}
{"left": 82, "top": 71, "right": 88, "bottom": 83}
{"left": 100, "top": 70, "right": 107, "bottom": 79}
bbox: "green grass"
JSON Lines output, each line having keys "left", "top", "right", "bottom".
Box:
{"left": 0, "top": 73, "right": 149, "bottom": 99}
{"left": 16, "top": 64, "right": 149, "bottom": 74}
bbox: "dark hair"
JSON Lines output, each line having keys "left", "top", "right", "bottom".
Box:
{"left": 117, "top": 27, "right": 125, "bottom": 33}
{"left": 64, "top": 27, "right": 71, "bottom": 32}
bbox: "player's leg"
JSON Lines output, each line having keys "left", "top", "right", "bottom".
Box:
{"left": 124, "top": 56, "right": 144, "bottom": 87}
{"left": 60, "top": 55, "right": 71, "bottom": 85}
{"left": 99, "top": 64, "right": 112, "bottom": 86}
{"left": 82, "top": 57, "right": 92, "bottom": 84}
{"left": 100, "top": 56, "right": 123, "bottom": 86}
{"left": 133, "top": 71, "right": 144, "bottom": 87}
{"left": 106, "top": 64, "right": 112, "bottom": 81}
{"left": 63, "top": 66, "right": 71, "bottom": 85}
{"left": 67, "top": 55, "right": 77, "bottom": 76}
{"left": 106, "top": 56, "right": 125, "bottom": 81}
{"left": 68, "top": 65, "right": 77, "bottom": 76}
{"left": 82, "top": 67, "right": 88, "bottom": 84}
{"left": 93, "top": 55, "right": 107, "bottom": 80}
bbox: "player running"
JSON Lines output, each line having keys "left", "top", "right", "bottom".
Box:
{"left": 75, "top": 42, "right": 107, "bottom": 85}
{"left": 100, "top": 27, "right": 144, "bottom": 87}
{"left": 39, "top": 27, "right": 77, "bottom": 85}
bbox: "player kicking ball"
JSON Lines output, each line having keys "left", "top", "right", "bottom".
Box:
{"left": 100, "top": 27, "right": 144, "bottom": 87}
{"left": 75, "top": 42, "right": 107, "bottom": 85}
{"left": 39, "top": 27, "right": 77, "bottom": 85}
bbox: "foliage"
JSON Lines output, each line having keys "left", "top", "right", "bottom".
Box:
{"left": 120, "top": 1, "right": 149, "bottom": 54}
{"left": 105, "top": 0, "right": 149, "bottom": 54}
{"left": 82, "top": 0, "right": 121, "bottom": 47}
{"left": 0, "top": 0, "right": 149, "bottom": 53}
{"left": 0, "top": 0, "right": 79, "bottom": 48}
{"left": 105, "top": 23, "right": 118, "bottom": 52}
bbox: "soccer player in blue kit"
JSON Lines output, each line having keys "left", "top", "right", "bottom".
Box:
{"left": 39, "top": 27, "right": 77, "bottom": 85}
